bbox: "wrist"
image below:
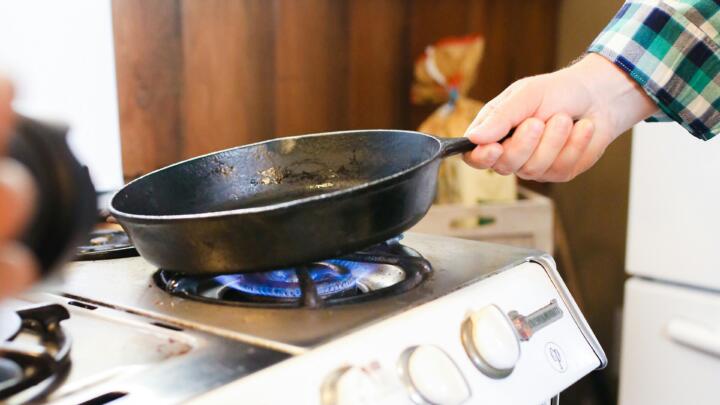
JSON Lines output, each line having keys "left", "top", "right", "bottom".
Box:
{"left": 569, "top": 53, "right": 659, "bottom": 134}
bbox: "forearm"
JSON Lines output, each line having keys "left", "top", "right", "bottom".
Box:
{"left": 588, "top": 0, "right": 720, "bottom": 140}
{"left": 569, "top": 53, "right": 659, "bottom": 135}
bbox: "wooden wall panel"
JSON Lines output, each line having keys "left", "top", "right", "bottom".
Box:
{"left": 347, "top": 0, "right": 408, "bottom": 129}
{"left": 472, "top": 1, "right": 518, "bottom": 100}
{"left": 112, "top": 0, "right": 560, "bottom": 180}
{"left": 511, "top": 0, "right": 560, "bottom": 78}
{"left": 112, "top": 0, "right": 184, "bottom": 179}
{"left": 181, "top": 0, "right": 275, "bottom": 155}
{"left": 274, "top": 0, "right": 349, "bottom": 135}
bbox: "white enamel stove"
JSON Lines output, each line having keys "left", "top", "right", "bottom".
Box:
{"left": 7, "top": 233, "right": 604, "bottom": 404}
{"left": 189, "top": 244, "right": 605, "bottom": 404}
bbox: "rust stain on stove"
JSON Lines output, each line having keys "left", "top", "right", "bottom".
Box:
{"left": 156, "top": 337, "right": 192, "bottom": 358}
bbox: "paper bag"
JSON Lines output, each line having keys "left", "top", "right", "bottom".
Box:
{"left": 412, "top": 34, "right": 516, "bottom": 203}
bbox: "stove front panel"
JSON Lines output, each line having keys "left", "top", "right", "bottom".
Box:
{"left": 190, "top": 261, "right": 604, "bottom": 405}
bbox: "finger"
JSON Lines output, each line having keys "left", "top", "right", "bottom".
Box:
{"left": 540, "top": 119, "right": 595, "bottom": 182}
{"left": 464, "top": 86, "right": 514, "bottom": 136}
{"left": 0, "top": 78, "right": 14, "bottom": 152}
{"left": 491, "top": 117, "right": 544, "bottom": 175}
{"left": 465, "top": 79, "right": 542, "bottom": 144}
{"left": 0, "top": 159, "right": 36, "bottom": 241}
{"left": 517, "top": 114, "right": 573, "bottom": 180}
{"left": 571, "top": 124, "right": 617, "bottom": 176}
{"left": 0, "top": 242, "right": 38, "bottom": 298}
{"left": 462, "top": 143, "right": 504, "bottom": 170}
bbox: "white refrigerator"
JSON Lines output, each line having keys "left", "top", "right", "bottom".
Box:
{"left": 620, "top": 122, "right": 720, "bottom": 404}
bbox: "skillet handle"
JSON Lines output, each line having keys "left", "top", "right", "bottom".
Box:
{"left": 438, "top": 128, "right": 515, "bottom": 158}
{"left": 438, "top": 137, "right": 475, "bottom": 157}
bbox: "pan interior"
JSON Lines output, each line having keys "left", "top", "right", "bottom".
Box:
{"left": 112, "top": 131, "right": 440, "bottom": 216}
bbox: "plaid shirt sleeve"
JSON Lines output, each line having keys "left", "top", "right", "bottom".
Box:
{"left": 588, "top": 0, "right": 720, "bottom": 141}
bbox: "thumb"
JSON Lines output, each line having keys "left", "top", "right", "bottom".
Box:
{"left": 465, "top": 80, "right": 542, "bottom": 144}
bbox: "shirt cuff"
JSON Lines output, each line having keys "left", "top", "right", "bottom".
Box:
{"left": 588, "top": 0, "right": 720, "bottom": 141}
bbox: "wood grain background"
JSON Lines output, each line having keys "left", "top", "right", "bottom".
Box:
{"left": 112, "top": 0, "right": 560, "bottom": 180}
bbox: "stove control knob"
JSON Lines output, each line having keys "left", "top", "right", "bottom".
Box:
{"left": 321, "top": 364, "right": 396, "bottom": 405}
{"left": 398, "top": 345, "right": 471, "bottom": 405}
{"left": 461, "top": 304, "right": 520, "bottom": 378}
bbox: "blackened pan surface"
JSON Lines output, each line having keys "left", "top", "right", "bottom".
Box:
{"left": 110, "top": 130, "right": 465, "bottom": 274}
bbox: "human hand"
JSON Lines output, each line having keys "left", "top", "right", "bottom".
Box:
{"left": 0, "top": 77, "right": 38, "bottom": 298}
{"left": 464, "top": 53, "right": 658, "bottom": 182}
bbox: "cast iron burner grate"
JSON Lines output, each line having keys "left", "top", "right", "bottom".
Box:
{"left": 0, "top": 304, "right": 72, "bottom": 402}
{"left": 153, "top": 237, "right": 432, "bottom": 308}
{"left": 75, "top": 229, "right": 138, "bottom": 260}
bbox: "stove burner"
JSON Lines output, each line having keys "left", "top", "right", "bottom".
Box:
{"left": 0, "top": 304, "right": 71, "bottom": 401}
{"left": 217, "top": 260, "right": 362, "bottom": 299}
{"left": 75, "top": 229, "right": 138, "bottom": 260}
{"left": 154, "top": 238, "right": 431, "bottom": 308}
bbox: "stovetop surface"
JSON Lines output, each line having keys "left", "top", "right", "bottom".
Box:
{"left": 1, "top": 294, "right": 289, "bottom": 405}
{"left": 38, "top": 233, "right": 541, "bottom": 354}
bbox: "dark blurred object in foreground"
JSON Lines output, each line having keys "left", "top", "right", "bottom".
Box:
{"left": 9, "top": 116, "right": 96, "bottom": 275}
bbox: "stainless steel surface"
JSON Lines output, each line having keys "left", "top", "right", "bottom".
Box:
{"left": 356, "top": 265, "right": 406, "bottom": 292}
{"left": 42, "top": 234, "right": 539, "bottom": 353}
{"left": 533, "top": 255, "right": 608, "bottom": 369}
{"left": 1, "top": 294, "right": 287, "bottom": 405}
{"left": 0, "top": 308, "right": 20, "bottom": 341}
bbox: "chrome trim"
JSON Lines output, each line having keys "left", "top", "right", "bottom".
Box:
{"left": 530, "top": 254, "right": 608, "bottom": 369}
{"left": 509, "top": 299, "right": 564, "bottom": 341}
{"left": 397, "top": 346, "right": 432, "bottom": 405}
{"left": 459, "top": 312, "right": 517, "bottom": 379}
{"left": 319, "top": 365, "right": 352, "bottom": 405}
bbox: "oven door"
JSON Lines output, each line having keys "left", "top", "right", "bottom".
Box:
{"left": 619, "top": 277, "right": 720, "bottom": 405}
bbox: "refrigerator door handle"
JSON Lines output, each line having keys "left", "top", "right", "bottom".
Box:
{"left": 665, "top": 319, "right": 720, "bottom": 359}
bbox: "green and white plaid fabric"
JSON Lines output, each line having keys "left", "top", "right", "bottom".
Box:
{"left": 589, "top": 0, "right": 720, "bottom": 140}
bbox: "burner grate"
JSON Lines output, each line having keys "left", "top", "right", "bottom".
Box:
{"left": 215, "top": 260, "right": 359, "bottom": 299}
{"left": 154, "top": 240, "right": 432, "bottom": 308}
{"left": 75, "top": 229, "right": 138, "bottom": 261}
{"left": 0, "top": 304, "right": 72, "bottom": 402}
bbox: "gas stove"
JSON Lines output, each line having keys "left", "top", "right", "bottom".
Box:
{"left": 0, "top": 233, "right": 605, "bottom": 404}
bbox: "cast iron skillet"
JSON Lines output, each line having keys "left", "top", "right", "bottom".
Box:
{"left": 110, "top": 130, "right": 481, "bottom": 274}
